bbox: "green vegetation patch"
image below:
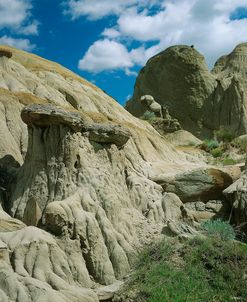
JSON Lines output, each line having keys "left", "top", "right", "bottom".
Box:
{"left": 140, "top": 111, "right": 156, "bottom": 121}
{"left": 114, "top": 237, "right": 247, "bottom": 302}
{"left": 201, "top": 219, "right": 235, "bottom": 241}
{"left": 201, "top": 139, "right": 219, "bottom": 151}
{"left": 210, "top": 147, "right": 223, "bottom": 158}
{"left": 215, "top": 129, "right": 235, "bottom": 143}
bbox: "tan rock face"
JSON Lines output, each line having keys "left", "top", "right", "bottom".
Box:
{"left": 126, "top": 43, "right": 247, "bottom": 138}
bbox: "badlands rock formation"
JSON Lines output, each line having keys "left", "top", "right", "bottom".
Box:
{"left": 0, "top": 45, "right": 245, "bottom": 301}
{"left": 224, "top": 157, "right": 247, "bottom": 235}
{"left": 126, "top": 43, "right": 247, "bottom": 138}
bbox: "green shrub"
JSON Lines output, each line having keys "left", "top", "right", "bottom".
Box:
{"left": 221, "top": 157, "right": 238, "bottom": 166}
{"left": 201, "top": 219, "right": 235, "bottom": 241}
{"left": 201, "top": 139, "right": 219, "bottom": 151}
{"left": 211, "top": 147, "right": 223, "bottom": 158}
{"left": 140, "top": 111, "right": 156, "bottom": 120}
{"left": 215, "top": 129, "right": 235, "bottom": 143}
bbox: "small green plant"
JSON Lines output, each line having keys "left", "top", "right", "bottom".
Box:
{"left": 211, "top": 147, "right": 223, "bottom": 158}
{"left": 215, "top": 128, "right": 235, "bottom": 143}
{"left": 141, "top": 110, "right": 156, "bottom": 121}
{"left": 201, "top": 139, "right": 219, "bottom": 151}
{"left": 221, "top": 157, "right": 238, "bottom": 166}
{"left": 201, "top": 219, "right": 235, "bottom": 241}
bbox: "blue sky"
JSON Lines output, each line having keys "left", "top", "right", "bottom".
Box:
{"left": 0, "top": 0, "right": 247, "bottom": 105}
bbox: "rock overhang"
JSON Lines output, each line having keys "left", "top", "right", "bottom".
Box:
{"left": 21, "top": 103, "right": 131, "bottom": 147}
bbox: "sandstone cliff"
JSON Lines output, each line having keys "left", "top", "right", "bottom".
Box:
{"left": 126, "top": 43, "right": 247, "bottom": 138}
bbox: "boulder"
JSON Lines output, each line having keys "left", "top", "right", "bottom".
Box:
{"left": 224, "top": 161, "right": 247, "bottom": 234}
{"left": 0, "top": 209, "right": 25, "bottom": 232}
{"left": 152, "top": 167, "right": 235, "bottom": 203}
{"left": 165, "top": 130, "right": 202, "bottom": 147}
{"left": 232, "top": 134, "right": 247, "bottom": 151}
{"left": 149, "top": 117, "right": 181, "bottom": 135}
{"left": 140, "top": 95, "right": 154, "bottom": 106}
{"left": 23, "top": 197, "right": 42, "bottom": 226}
{"left": 140, "top": 94, "right": 162, "bottom": 117}
{"left": 126, "top": 43, "right": 247, "bottom": 138}
{"left": 184, "top": 200, "right": 229, "bottom": 222}
{"left": 87, "top": 123, "right": 131, "bottom": 146}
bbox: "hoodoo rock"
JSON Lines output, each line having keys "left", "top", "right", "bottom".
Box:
{"left": 126, "top": 43, "right": 247, "bottom": 138}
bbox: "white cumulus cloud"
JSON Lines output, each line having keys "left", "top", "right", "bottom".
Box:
{"left": 0, "top": 0, "right": 39, "bottom": 52}
{"left": 69, "top": 0, "right": 247, "bottom": 74}
{"left": 0, "top": 0, "right": 38, "bottom": 34}
{"left": 65, "top": 0, "right": 161, "bottom": 20}
{"left": 78, "top": 39, "right": 133, "bottom": 72}
{"left": 0, "top": 35, "right": 35, "bottom": 51}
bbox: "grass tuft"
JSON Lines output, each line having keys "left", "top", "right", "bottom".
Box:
{"left": 114, "top": 236, "right": 247, "bottom": 302}
{"left": 201, "top": 219, "right": 235, "bottom": 241}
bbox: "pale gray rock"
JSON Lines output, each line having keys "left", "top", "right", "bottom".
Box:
{"left": 161, "top": 193, "right": 196, "bottom": 237}
{"left": 152, "top": 168, "right": 235, "bottom": 202}
{"left": 95, "top": 281, "right": 123, "bottom": 301}
{"left": 21, "top": 103, "right": 131, "bottom": 146}
{"left": 224, "top": 161, "right": 247, "bottom": 234}
{"left": 140, "top": 94, "right": 162, "bottom": 117}
{"left": 165, "top": 130, "right": 202, "bottom": 147}
{"left": 126, "top": 43, "right": 247, "bottom": 137}
{"left": 87, "top": 123, "right": 131, "bottom": 146}
{"left": 21, "top": 103, "right": 90, "bottom": 131}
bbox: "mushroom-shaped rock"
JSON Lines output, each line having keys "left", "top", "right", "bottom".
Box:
{"left": 140, "top": 95, "right": 155, "bottom": 106}
{"left": 21, "top": 104, "right": 131, "bottom": 147}
{"left": 140, "top": 95, "right": 162, "bottom": 117}
{"left": 149, "top": 101, "right": 162, "bottom": 113}
{"left": 21, "top": 104, "right": 90, "bottom": 131}
{"left": 87, "top": 123, "right": 131, "bottom": 146}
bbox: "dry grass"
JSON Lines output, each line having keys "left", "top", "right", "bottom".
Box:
{"left": 14, "top": 92, "right": 48, "bottom": 105}
{"left": 0, "top": 45, "right": 99, "bottom": 91}
{"left": 0, "top": 88, "right": 49, "bottom": 105}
